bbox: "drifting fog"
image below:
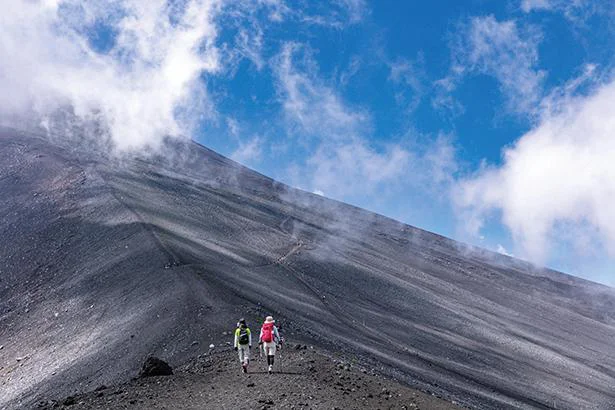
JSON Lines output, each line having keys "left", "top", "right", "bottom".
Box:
{"left": 0, "top": 0, "right": 221, "bottom": 150}
{"left": 456, "top": 78, "right": 615, "bottom": 269}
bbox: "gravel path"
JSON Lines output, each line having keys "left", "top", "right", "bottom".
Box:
{"left": 38, "top": 346, "right": 460, "bottom": 410}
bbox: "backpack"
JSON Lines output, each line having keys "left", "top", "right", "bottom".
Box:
{"left": 238, "top": 327, "right": 250, "bottom": 345}
{"left": 261, "top": 322, "right": 274, "bottom": 343}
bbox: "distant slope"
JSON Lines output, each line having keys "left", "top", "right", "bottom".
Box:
{"left": 1, "top": 128, "right": 614, "bottom": 409}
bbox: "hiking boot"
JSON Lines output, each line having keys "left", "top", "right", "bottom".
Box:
{"left": 268, "top": 365, "right": 273, "bottom": 374}
{"left": 242, "top": 363, "right": 247, "bottom": 373}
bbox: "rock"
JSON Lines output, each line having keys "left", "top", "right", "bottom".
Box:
{"left": 94, "top": 385, "right": 107, "bottom": 391}
{"left": 209, "top": 344, "right": 215, "bottom": 349}
{"left": 191, "top": 340, "right": 198, "bottom": 346}
{"left": 138, "top": 357, "right": 173, "bottom": 378}
{"left": 63, "top": 396, "right": 76, "bottom": 406}
{"left": 35, "top": 400, "right": 54, "bottom": 409}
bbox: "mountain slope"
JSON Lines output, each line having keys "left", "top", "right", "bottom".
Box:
{"left": 1, "top": 128, "right": 615, "bottom": 409}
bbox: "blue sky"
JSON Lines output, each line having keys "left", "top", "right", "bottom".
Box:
{"left": 1, "top": 0, "right": 614, "bottom": 284}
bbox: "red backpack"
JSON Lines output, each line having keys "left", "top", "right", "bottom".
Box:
{"left": 261, "top": 322, "right": 274, "bottom": 343}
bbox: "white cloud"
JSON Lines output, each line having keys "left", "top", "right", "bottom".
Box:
{"left": 230, "top": 135, "right": 263, "bottom": 165}
{"left": 454, "top": 78, "right": 615, "bottom": 266}
{"left": 338, "top": 55, "right": 362, "bottom": 86}
{"left": 442, "top": 15, "right": 545, "bottom": 115}
{"left": 335, "top": 0, "right": 368, "bottom": 23}
{"left": 496, "top": 244, "right": 514, "bottom": 257}
{"left": 520, "top": 0, "right": 608, "bottom": 24}
{"left": 388, "top": 56, "right": 425, "bottom": 112}
{"left": 273, "top": 42, "right": 368, "bottom": 141}
{"left": 273, "top": 42, "right": 458, "bottom": 202}
{"left": 521, "top": 0, "right": 553, "bottom": 12}
{"left": 0, "top": 0, "right": 222, "bottom": 151}
{"left": 306, "top": 140, "right": 411, "bottom": 197}
{"left": 299, "top": 0, "right": 368, "bottom": 28}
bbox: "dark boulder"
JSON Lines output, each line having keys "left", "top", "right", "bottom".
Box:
{"left": 62, "top": 396, "right": 76, "bottom": 406}
{"left": 138, "top": 357, "right": 173, "bottom": 378}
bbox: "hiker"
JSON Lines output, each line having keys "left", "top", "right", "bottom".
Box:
{"left": 234, "top": 318, "right": 252, "bottom": 373}
{"left": 258, "top": 316, "right": 281, "bottom": 374}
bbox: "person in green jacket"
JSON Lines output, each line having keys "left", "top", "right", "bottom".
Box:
{"left": 234, "top": 318, "right": 252, "bottom": 373}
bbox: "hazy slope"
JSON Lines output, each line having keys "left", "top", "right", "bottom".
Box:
{"left": 1, "top": 128, "right": 615, "bottom": 409}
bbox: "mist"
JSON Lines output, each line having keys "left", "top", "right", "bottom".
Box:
{"left": 455, "top": 77, "right": 615, "bottom": 272}
{"left": 0, "top": 0, "right": 221, "bottom": 151}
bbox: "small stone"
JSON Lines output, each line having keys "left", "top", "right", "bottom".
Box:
{"left": 191, "top": 340, "right": 198, "bottom": 346}
{"left": 63, "top": 396, "right": 76, "bottom": 406}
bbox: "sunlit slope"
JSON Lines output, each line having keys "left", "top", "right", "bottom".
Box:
{"left": 1, "top": 128, "right": 614, "bottom": 409}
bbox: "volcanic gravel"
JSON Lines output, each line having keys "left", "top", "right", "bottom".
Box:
{"left": 36, "top": 345, "right": 459, "bottom": 410}
{"left": 2, "top": 127, "right": 615, "bottom": 409}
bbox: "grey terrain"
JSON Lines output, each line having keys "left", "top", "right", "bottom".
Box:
{"left": 1, "top": 127, "right": 614, "bottom": 409}
{"left": 39, "top": 344, "right": 461, "bottom": 409}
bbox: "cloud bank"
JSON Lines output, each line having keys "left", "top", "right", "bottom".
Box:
{"left": 455, "top": 78, "right": 615, "bottom": 265}
{"left": 0, "top": 0, "right": 221, "bottom": 150}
